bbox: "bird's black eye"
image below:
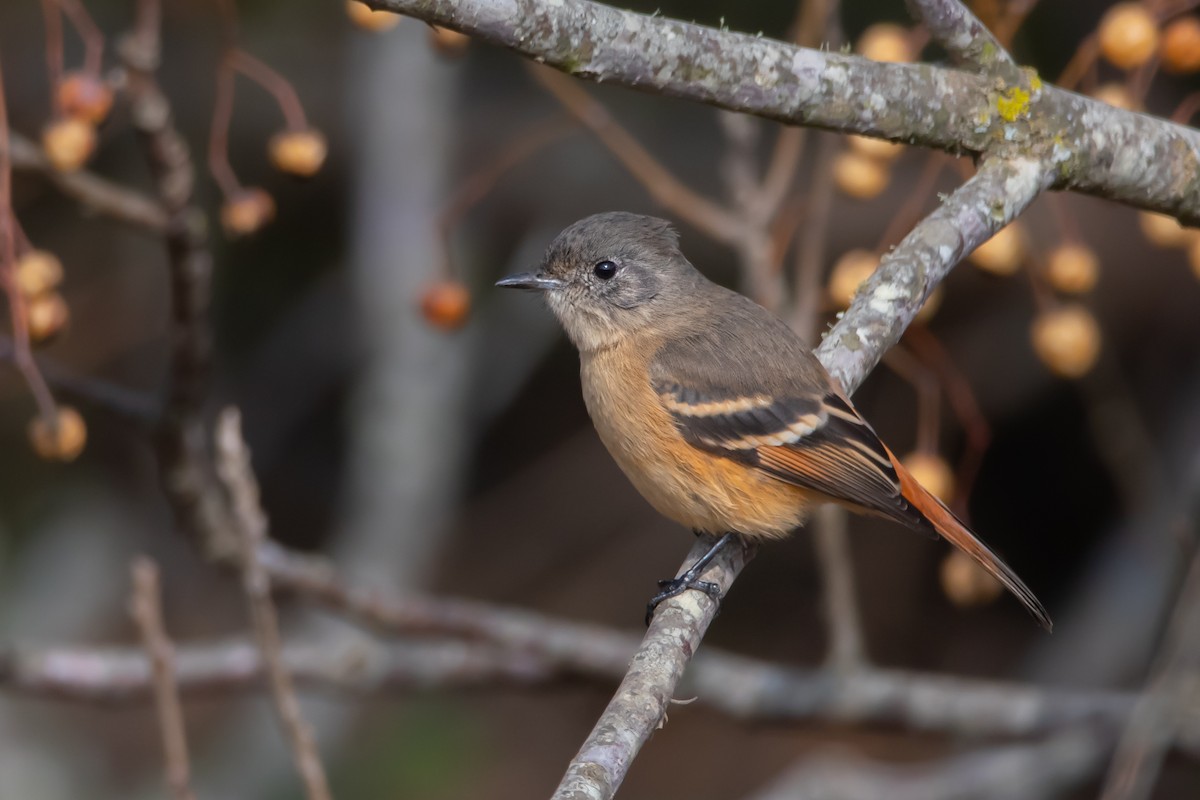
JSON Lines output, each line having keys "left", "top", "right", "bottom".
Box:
{"left": 593, "top": 260, "right": 618, "bottom": 280}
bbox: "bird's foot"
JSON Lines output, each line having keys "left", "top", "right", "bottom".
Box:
{"left": 644, "top": 574, "right": 722, "bottom": 626}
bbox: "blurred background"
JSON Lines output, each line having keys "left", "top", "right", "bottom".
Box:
{"left": 1, "top": 0, "right": 1200, "bottom": 797}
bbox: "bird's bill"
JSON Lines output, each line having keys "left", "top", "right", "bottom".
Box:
{"left": 495, "top": 272, "right": 565, "bottom": 292}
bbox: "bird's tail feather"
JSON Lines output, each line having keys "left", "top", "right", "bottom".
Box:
{"left": 889, "top": 451, "right": 1052, "bottom": 631}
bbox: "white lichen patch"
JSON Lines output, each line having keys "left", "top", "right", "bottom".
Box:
{"left": 867, "top": 281, "right": 907, "bottom": 314}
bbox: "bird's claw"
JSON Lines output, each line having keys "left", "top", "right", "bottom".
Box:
{"left": 644, "top": 576, "right": 723, "bottom": 626}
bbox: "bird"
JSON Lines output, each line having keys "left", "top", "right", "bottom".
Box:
{"left": 497, "top": 211, "right": 1051, "bottom": 630}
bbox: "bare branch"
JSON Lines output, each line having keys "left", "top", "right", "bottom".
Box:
{"left": 813, "top": 505, "right": 866, "bottom": 669}
{"left": 216, "top": 409, "right": 332, "bottom": 800}
{"left": 551, "top": 535, "right": 754, "bottom": 800}
{"left": 369, "top": 0, "right": 1200, "bottom": 224}
{"left": 905, "top": 0, "right": 1014, "bottom": 69}
{"left": 7, "top": 131, "right": 168, "bottom": 231}
{"left": 128, "top": 557, "right": 197, "bottom": 800}
{"left": 816, "top": 156, "right": 1050, "bottom": 393}
{"left": 745, "top": 730, "right": 1107, "bottom": 800}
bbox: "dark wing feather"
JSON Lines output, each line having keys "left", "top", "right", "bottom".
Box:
{"left": 649, "top": 297, "right": 921, "bottom": 526}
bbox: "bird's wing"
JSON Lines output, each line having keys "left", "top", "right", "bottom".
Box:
{"left": 648, "top": 304, "right": 921, "bottom": 525}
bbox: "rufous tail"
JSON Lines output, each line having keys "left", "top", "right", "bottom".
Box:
{"left": 889, "top": 451, "right": 1052, "bottom": 631}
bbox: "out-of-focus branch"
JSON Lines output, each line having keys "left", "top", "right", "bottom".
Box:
{"left": 813, "top": 505, "right": 866, "bottom": 669}
{"left": 369, "top": 0, "right": 1200, "bottom": 224}
{"left": 216, "top": 410, "right": 331, "bottom": 800}
{"left": 744, "top": 729, "right": 1107, "bottom": 800}
{"left": 905, "top": 0, "right": 1014, "bottom": 69}
{"left": 119, "top": 3, "right": 237, "bottom": 559}
{"left": 128, "top": 558, "right": 197, "bottom": 800}
{"left": 525, "top": 64, "right": 744, "bottom": 245}
{"left": 7, "top": 132, "right": 168, "bottom": 231}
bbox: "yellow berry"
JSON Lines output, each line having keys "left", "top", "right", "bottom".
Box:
{"left": 903, "top": 451, "right": 955, "bottom": 503}
{"left": 1045, "top": 243, "right": 1099, "bottom": 294}
{"left": 56, "top": 72, "right": 114, "bottom": 125}
{"left": 940, "top": 550, "right": 1003, "bottom": 608}
{"left": 1161, "top": 16, "right": 1200, "bottom": 73}
{"left": 26, "top": 292, "right": 70, "bottom": 342}
{"left": 828, "top": 249, "right": 878, "bottom": 307}
{"left": 28, "top": 406, "right": 87, "bottom": 462}
{"left": 1091, "top": 82, "right": 1138, "bottom": 110}
{"left": 345, "top": 0, "right": 401, "bottom": 31}
{"left": 428, "top": 26, "right": 470, "bottom": 57}
{"left": 1098, "top": 3, "right": 1159, "bottom": 70}
{"left": 832, "top": 151, "right": 889, "bottom": 199}
{"left": 419, "top": 280, "right": 471, "bottom": 330}
{"left": 220, "top": 188, "right": 276, "bottom": 237}
{"left": 269, "top": 129, "right": 327, "bottom": 177}
{"left": 969, "top": 224, "right": 1024, "bottom": 276}
{"left": 1031, "top": 304, "right": 1101, "bottom": 378}
{"left": 1138, "top": 210, "right": 1198, "bottom": 249}
{"left": 42, "top": 117, "right": 96, "bottom": 172}
{"left": 15, "top": 250, "right": 64, "bottom": 297}
{"left": 857, "top": 23, "right": 914, "bottom": 62}
{"left": 847, "top": 134, "right": 905, "bottom": 161}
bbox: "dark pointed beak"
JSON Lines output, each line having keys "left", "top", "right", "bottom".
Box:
{"left": 495, "top": 272, "right": 565, "bottom": 292}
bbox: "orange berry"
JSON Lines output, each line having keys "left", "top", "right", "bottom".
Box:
{"left": 42, "top": 117, "right": 96, "bottom": 172}
{"left": 940, "top": 550, "right": 1003, "bottom": 608}
{"left": 847, "top": 134, "right": 904, "bottom": 161}
{"left": 1161, "top": 16, "right": 1200, "bottom": 73}
{"left": 969, "top": 224, "right": 1024, "bottom": 276}
{"left": 1138, "top": 210, "right": 1198, "bottom": 249}
{"left": 345, "top": 0, "right": 401, "bottom": 31}
{"left": 857, "top": 23, "right": 914, "bottom": 62}
{"left": 832, "top": 151, "right": 889, "bottom": 199}
{"left": 1098, "top": 3, "right": 1159, "bottom": 70}
{"left": 828, "top": 249, "right": 878, "bottom": 307}
{"left": 28, "top": 407, "right": 87, "bottom": 462}
{"left": 220, "top": 188, "right": 276, "bottom": 237}
{"left": 269, "top": 128, "right": 327, "bottom": 177}
{"left": 55, "top": 72, "right": 114, "bottom": 125}
{"left": 1091, "top": 82, "right": 1138, "bottom": 110}
{"left": 903, "top": 451, "right": 955, "bottom": 503}
{"left": 419, "top": 280, "right": 471, "bottom": 330}
{"left": 15, "top": 250, "right": 64, "bottom": 297}
{"left": 26, "top": 292, "right": 70, "bottom": 342}
{"left": 1031, "top": 304, "right": 1101, "bottom": 378}
{"left": 1045, "top": 243, "right": 1099, "bottom": 294}
{"left": 428, "top": 26, "right": 470, "bottom": 57}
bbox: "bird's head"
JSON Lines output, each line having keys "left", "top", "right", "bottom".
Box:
{"left": 497, "top": 212, "right": 700, "bottom": 352}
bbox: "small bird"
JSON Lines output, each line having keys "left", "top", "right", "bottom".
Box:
{"left": 497, "top": 212, "right": 1050, "bottom": 630}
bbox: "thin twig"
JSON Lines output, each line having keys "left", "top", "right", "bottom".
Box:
{"left": 813, "top": 505, "right": 867, "bottom": 669}
{"left": 215, "top": 409, "right": 332, "bottom": 800}
{"left": 7, "top": 130, "right": 168, "bottom": 231}
{"left": 525, "top": 63, "right": 744, "bottom": 245}
{"left": 55, "top": 0, "right": 106, "bottom": 76}
{"left": 128, "top": 557, "right": 198, "bottom": 800}
{"left": 230, "top": 49, "right": 309, "bottom": 130}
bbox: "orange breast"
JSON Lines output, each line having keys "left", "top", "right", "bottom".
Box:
{"left": 580, "top": 345, "right": 810, "bottom": 539}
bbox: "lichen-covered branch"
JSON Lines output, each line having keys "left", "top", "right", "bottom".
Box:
{"left": 368, "top": 0, "right": 1200, "bottom": 224}
{"left": 904, "top": 0, "right": 1013, "bottom": 69}
{"left": 551, "top": 535, "right": 753, "bottom": 800}
{"left": 816, "top": 156, "right": 1050, "bottom": 392}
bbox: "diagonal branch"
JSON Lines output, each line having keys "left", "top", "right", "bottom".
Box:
{"left": 904, "top": 0, "right": 1014, "bottom": 69}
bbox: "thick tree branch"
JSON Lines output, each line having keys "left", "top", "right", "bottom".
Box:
{"left": 368, "top": 0, "right": 1200, "bottom": 224}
